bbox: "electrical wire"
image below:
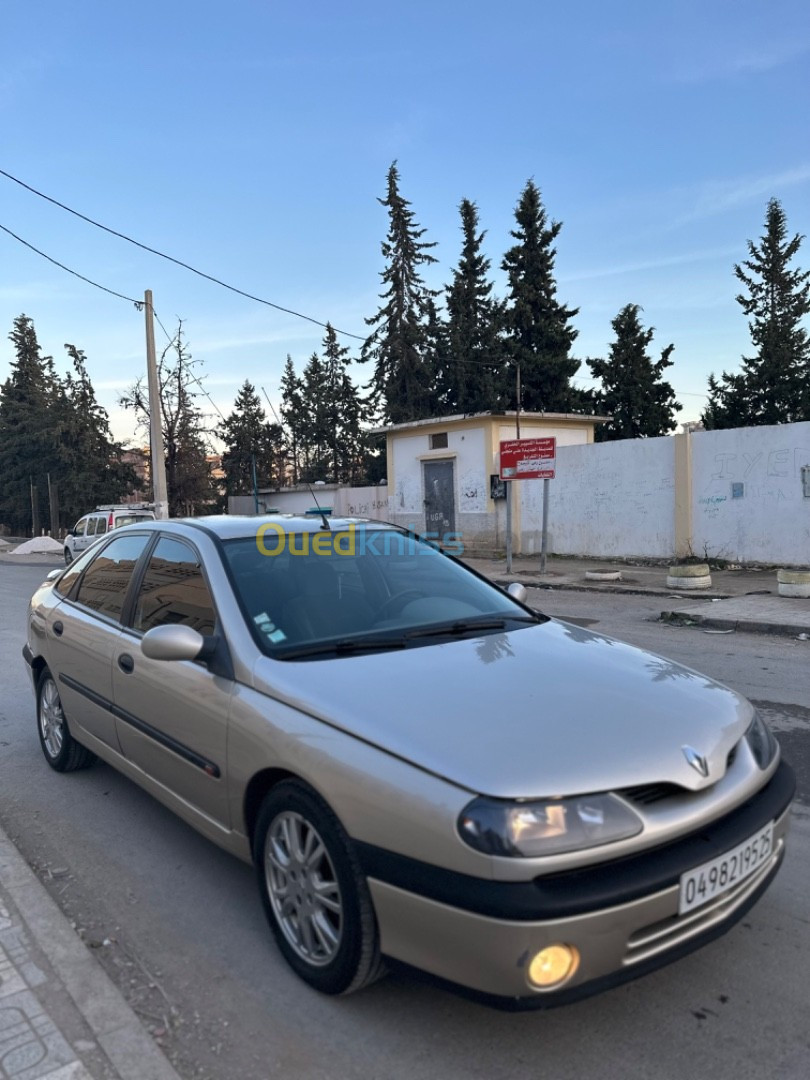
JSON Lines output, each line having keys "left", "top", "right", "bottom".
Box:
{"left": 151, "top": 309, "right": 228, "bottom": 423}
{"left": 1, "top": 171, "right": 709, "bottom": 404}
{"left": 0, "top": 167, "right": 365, "bottom": 340}
{"left": 0, "top": 222, "right": 143, "bottom": 308}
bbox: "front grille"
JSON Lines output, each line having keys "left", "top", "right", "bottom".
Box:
{"left": 621, "top": 781, "right": 683, "bottom": 805}
{"left": 621, "top": 741, "right": 743, "bottom": 807}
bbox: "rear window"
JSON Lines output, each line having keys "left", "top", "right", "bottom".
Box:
{"left": 113, "top": 513, "right": 155, "bottom": 529}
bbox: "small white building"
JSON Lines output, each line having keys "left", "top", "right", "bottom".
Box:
{"left": 375, "top": 411, "right": 606, "bottom": 554}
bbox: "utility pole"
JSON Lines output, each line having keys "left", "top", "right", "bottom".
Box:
{"left": 144, "top": 290, "right": 170, "bottom": 519}
{"left": 506, "top": 361, "right": 522, "bottom": 573}
{"left": 515, "top": 361, "right": 521, "bottom": 439}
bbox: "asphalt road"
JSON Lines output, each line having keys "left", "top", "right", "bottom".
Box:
{"left": 2, "top": 560, "right": 808, "bottom": 1080}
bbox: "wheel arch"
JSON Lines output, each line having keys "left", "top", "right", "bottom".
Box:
{"left": 31, "top": 654, "right": 49, "bottom": 685}
{"left": 243, "top": 767, "right": 304, "bottom": 852}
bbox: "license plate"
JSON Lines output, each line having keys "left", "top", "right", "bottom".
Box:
{"left": 678, "top": 822, "right": 775, "bottom": 915}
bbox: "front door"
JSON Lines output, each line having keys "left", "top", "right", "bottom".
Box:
{"left": 112, "top": 534, "right": 232, "bottom": 827}
{"left": 423, "top": 459, "right": 456, "bottom": 542}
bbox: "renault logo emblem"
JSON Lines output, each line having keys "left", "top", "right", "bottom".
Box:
{"left": 683, "top": 745, "right": 709, "bottom": 778}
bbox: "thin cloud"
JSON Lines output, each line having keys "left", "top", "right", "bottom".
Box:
{"left": 673, "top": 40, "right": 810, "bottom": 83}
{"left": 561, "top": 246, "right": 738, "bottom": 283}
{"left": 677, "top": 164, "right": 810, "bottom": 223}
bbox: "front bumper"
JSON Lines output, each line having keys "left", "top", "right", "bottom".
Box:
{"left": 363, "top": 759, "right": 795, "bottom": 1006}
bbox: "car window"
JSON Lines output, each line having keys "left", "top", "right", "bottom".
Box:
{"left": 53, "top": 545, "right": 104, "bottom": 598}
{"left": 73, "top": 517, "right": 88, "bottom": 537}
{"left": 132, "top": 536, "right": 216, "bottom": 636}
{"left": 96, "top": 516, "right": 108, "bottom": 535}
{"left": 86, "top": 517, "right": 101, "bottom": 537}
{"left": 73, "top": 533, "right": 152, "bottom": 621}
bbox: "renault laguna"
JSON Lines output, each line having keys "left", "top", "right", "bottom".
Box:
{"left": 23, "top": 516, "right": 794, "bottom": 1006}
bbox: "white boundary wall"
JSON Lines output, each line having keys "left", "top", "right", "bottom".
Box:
{"left": 229, "top": 485, "right": 392, "bottom": 521}
{"left": 228, "top": 422, "right": 810, "bottom": 565}
{"left": 526, "top": 436, "right": 676, "bottom": 558}
{"left": 691, "top": 423, "right": 810, "bottom": 565}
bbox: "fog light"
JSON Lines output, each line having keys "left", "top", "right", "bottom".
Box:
{"left": 527, "top": 944, "right": 579, "bottom": 989}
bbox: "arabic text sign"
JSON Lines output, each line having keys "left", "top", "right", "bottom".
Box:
{"left": 499, "top": 437, "right": 556, "bottom": 480}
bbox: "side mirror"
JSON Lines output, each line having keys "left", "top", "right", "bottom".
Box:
{"left": 46, "top": 568, "right": 63, "bottom": 582}
{"left": 141, "top": 624, "right": 205, "bottom": 662}
{"left": 506, "top": 582, "right": 528, "bottom": 604}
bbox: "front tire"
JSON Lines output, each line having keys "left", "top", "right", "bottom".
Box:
{"left": 36, "top": 669, "right": 95, "bottom": 772}
{"left": 254, "top": 781, "right": 384, "bottom": 995}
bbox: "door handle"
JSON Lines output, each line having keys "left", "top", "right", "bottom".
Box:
{"left": 53, "top": 621, "right": 64, "bottom": 637}
{"left": 118, "top": 653, "right": 135, "bottom": 674}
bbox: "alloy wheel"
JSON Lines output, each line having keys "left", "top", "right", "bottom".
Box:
{"left": 264, "top": 811, "right": 343, "bottom": 967}
{"left": 39, "top": 677, "right": 65, "bottom": 759}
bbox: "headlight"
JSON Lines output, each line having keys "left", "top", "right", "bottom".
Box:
{"left": 458, "top": 793, "right": 643, "bottom": 857}
{"left": 746, "top": 711, "right": 778, "bottom": 770}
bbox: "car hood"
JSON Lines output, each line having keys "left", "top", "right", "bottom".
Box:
{"left": 252, "top": 619, "right": 752, "bottom": 798}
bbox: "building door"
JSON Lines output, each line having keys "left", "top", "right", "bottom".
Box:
{"left": 423, "top": 459, "right": 456, "bottom": 540}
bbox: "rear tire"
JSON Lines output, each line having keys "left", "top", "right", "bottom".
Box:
{"left": 254, "top": 780, "right": 385, "bottom": 995}
{"left": 64, "top": 547, "right": 73, "bottom": 565}
{"left": 36, "top": 669, "right": 95, "bottom": 772}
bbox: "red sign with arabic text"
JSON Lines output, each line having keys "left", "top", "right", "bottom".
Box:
{"left": 499, "top": 437, "right": 556, "bottom": 480}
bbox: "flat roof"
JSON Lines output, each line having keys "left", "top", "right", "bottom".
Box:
{"left": 369, "top": 410, "right": 609, "bottom": 435}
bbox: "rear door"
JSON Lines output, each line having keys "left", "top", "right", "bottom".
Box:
{"left": 48, "top": 531, "right": 152, "bottom": 751}
{"left": 111, "top": 535, "right": 233, "bottom": 826}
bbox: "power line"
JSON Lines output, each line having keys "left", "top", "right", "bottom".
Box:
{"left": 151, "top": 309, "right": 228, "bottom": 424}
{"left": 0, "top": 167, "right": 365, "bottom": 341}
{"left": 1, "top": 187, "right": 711, "bottom": 406}
{"left": 0, "top": 222, "right": 143, "bottom": 308}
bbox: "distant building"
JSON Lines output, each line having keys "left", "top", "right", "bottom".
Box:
{"left": 373, "top": 410, "right": 607, "bottom": 553}
{"left": 120, "top": 447, "right": 151, "bottom": 503}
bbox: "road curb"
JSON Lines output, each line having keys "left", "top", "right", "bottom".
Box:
{"left": 0, "top": 821, "right": 183, "bottom": 1080}
{"left": 493, "top": 578, "right": 733, "bottom": 600}
{"left": 659, "top": 610, "right": 808, "bottom": 637}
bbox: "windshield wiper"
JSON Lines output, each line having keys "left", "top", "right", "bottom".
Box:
{"left": 405, "top": 613, "right": 543, "bottom": 641}
{"left": 278, "top": 636, "right": 408, "bottom": 660}
{"left": 405, "top": 617, "right": 509, "bottom": 640}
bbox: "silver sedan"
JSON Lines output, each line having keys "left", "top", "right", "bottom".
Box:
{"left": 24, "top": 516, "right": 794, "bottom": 1006}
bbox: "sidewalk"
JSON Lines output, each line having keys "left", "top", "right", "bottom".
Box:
{"left": 0, "top": 823, "right": 181, "bottom": 1080}
{"left": 463, "top": 554, "right": 810, "bottom": 637}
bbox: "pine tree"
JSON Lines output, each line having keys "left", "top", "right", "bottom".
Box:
{"left": 442, "top": 199, "right": 502, "bottom": 413}
{"left": 56, "top": 345, "right": 137, "bottom": 521}
{"left": 703, "top": 198, "right": 810, "bottom": 428}
{"left": 218, "top": 381, "right": 284, "bottom": 496}
{"left": 588, "top": 305, "right": 681, "bottom": 441}
{"left": 361, "top": 162, "right": 440, "bottom": 423}
{"left": 501, "top": 181, "right": 581, "bottom": 413}
{"left": 0, "top": 315, "right": 56, "bottom": 532}
{"left": 320, "top": 324, "right": 369, "bottom": 484}
{"left": 279, "top": 355, "right": 305, "bottom": 486}
{"left": 299, "top": 351, "right": 331, "bottom": 483}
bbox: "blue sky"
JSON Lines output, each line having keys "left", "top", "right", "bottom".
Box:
{"left": 1, "top": 0, "right": 808, "bottom": 442}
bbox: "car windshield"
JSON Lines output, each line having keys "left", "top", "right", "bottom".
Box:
{"left": 222, "top": 525, "right": 542, "bottom": 658}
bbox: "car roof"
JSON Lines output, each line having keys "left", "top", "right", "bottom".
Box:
{"left": 140, "top": 515, "right": 398, "bottom": 542}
